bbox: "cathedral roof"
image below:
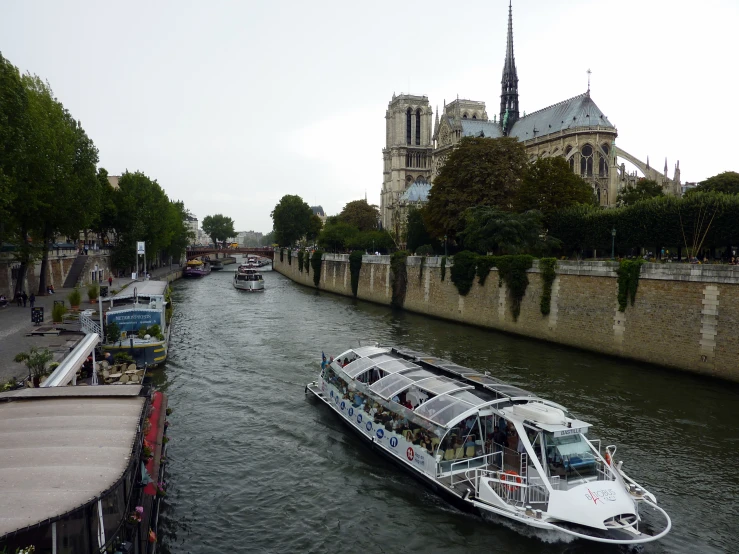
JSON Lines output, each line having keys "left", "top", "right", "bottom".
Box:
{"left": 461, "top": 120, "right": 503, "bottom": 139}
{"left": 400, "top": 179, "right": 431, "bottom": 203}
{"left": 508, "top": 92, "right": 615, "bottom": 141}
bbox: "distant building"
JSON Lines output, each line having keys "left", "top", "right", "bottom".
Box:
{"left": 311, "top": 205, "right": 327, "bottom": 224}
{"left": 107, "top": 175, "right": 120, "bottom": 190}
{"left": 185, "top": 214, "right": 199, "bottom": 245}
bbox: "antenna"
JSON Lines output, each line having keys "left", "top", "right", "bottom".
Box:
{"left": 587, "top": 68, "right": 592, "bottom": 93}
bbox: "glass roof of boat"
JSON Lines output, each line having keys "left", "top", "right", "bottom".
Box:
{"left": 371, "top": 373, "right": 414, "bottom": 399}
{"left": 374, "top": 359, "right": 418, "bottom": 374}
{"left": 353, "top": 346, "right": 388, "bottom": 357}
{"left": 342, "top": 357, "right": 376, "bottom": 377}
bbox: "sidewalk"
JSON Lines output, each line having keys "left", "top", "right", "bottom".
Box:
{"left": 0, "top": 267, "right": 181, "bottom": 384}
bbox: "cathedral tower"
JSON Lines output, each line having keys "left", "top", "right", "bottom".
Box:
{"left": 500, "top": 1, "right": 519, "bottom": 135}
{"left": 381, "top": 94, "right": 433, "bottom": 232}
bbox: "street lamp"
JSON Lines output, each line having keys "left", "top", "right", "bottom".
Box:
{"left": 444, "top": 234, "right": 448, "bottom": 257}
{"left": 611, "top": 228, "right": 616, "bottom": 259}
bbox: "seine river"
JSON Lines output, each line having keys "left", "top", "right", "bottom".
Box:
{"left": 151, "top": 264, "right": 738, "bottom": 554}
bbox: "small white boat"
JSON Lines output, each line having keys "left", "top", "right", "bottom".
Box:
{"left": 306, "top": 345, "right": 671, "bottom": 545}
{"left": 233, "top": 268, "right": 264, "bottom": 292}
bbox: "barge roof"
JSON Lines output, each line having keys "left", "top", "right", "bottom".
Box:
{"left": 0, "top": 387, "right": 145, "bottom": 538}
{"left": 113, "top": 280, "right": 167, "bottom": 300}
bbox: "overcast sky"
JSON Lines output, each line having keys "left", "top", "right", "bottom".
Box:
{"left": 3, "top": 0, "right": 737, "bottom": 233}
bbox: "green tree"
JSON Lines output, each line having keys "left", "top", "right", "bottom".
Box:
{"left": 339, "top": 199, "right": 379, "bottom": 231}
{"left": 515, "top": 157, "right": 594, "bottom": 218}
{"left": 91, "top": 167, "right": 118, "bottom": 242}
{"left": 459, "top": 206, "right": 559, "bottom": 255}
{"left": 617, "top": 179, "right": 664, "bottom": 206}
{"left": 691, "top": 171, "right": 739, "bottom": 195}
{"left": 405, "top": 207, "right": 435, "bottom": 253}
{"left": 425, "top": 137, "right": 528, "bottom": 239}
{"left": 271, "top": 194, "right": 312, "bottom": 246}
{"left": 261, "top": 230, "right": 276, "bottom": 246}
{"left": 202, "top": 214, "right": 236, "bottom": 247}
{"left": 306, "top": 214, "right": 323, "bottom": 242}
{"left": 317, "top": 220, "right": 358, "bottom": 251}
{"left": 164, "top": 201, "right": 195, "bottom": 262}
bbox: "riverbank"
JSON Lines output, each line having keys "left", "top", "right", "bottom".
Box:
{"left": 0, "top": 267, "right": 182, "bottom": 384}
{"left": 274, "top": 253, "right": 739, "bottom": 381}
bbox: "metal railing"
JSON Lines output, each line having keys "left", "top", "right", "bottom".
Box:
{"left": 79, "top": 310, "right": 102, "bottom": 339}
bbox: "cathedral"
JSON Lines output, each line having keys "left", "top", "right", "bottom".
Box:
{"left": 380, "top": 1, "right": 681, "bottom": 235}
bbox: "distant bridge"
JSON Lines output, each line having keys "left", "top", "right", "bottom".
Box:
{"left": 186, "top": 247, "right": 274, "bottom": 260}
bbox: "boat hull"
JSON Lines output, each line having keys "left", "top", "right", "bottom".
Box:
{"left": 183, "top": 267, "right": 211, "bottom": 277}
{"left": 103, "top": 339, "right": 168, "bottom": 368}
{"left": 233, "top": 281, "right": 264, "bottom": 292}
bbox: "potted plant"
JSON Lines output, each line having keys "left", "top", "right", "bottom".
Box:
{"left": 67, "top": 287, "right": 82, "bottom": 311}
{"left": 87, "top": 283, "right": 99, "bottom": 303}
{"left": 52, "top": 302, "right": 67, "bottom": 323}
{"left": 14, "top": 347, "right": 54, "bottom": 388}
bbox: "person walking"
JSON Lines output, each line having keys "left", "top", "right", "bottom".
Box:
{"left": 29, "top": 293, "right": 35, "bottom": 309}
{"left": 21, "top": 291, "right": 28, "bottom": 307}
{"left": 108, "top": 275, "right": 113, "bottom": 288}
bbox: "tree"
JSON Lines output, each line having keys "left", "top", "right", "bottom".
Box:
{"left": 406, "top": 207, "right": 435, "bottom": 253}
{"left": 338, "top": 199, "right": 379, "bottom": 231}
{"left": 164, "top": 200, "right": 195, "bottom": 262}
{"left": 425, "top": 137, "right": 528, "bottom": 239}
{"left": 271, "top": 194, "right": 312, "bottom": 246}
{"left": 617, "top": 179, "right": 664, "bottom": 206}
{"left": 515, "top": 157, "right": 595, "bottom": 219}
{"left": 306, "top": 214, "right": 323, "bottom": 242}
{"left": 317, "top": 220, "right": 358, "bottom": 251}
{"left": 691, "top": 171, "right": 739, "bottom": 196}
{"left": 201, "top": 214, "right": 236, "bottom": 247}
{"left": 262, "top": 230, "right": 276, "bottom": 246}
{"left": 459, "top": 206, "right": 559, "bottom": 255}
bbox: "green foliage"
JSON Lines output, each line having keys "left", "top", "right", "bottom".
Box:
{"left": 691, "top": 171, "right": 739, "bottom": 195}
{"left": 280, "top": 249, "right": 284, "bottom": 262}
{"left": 460, "top": 206, "right": 559, "bottom": 255}
{"left": 307, "top": 214, "right": 323, "bottom": 242}
{"left": 287, "top": 248, "right": 292, "bottom": 265}
{"left": 415, "top": 244, "right": 434, "bottom": 257}
{"left": 495, "top": 255, "right": 534, "bottom": 321}
{"left": 539, "top": 258, "right": 557, "bottom": 316}
{"left": 450, "top": 251, "right": 478, "bottom": 296}
{"left": 148, "top": 324, "right": 161, "bottom": 337}
{"left": 304, "top": 250, "right": 310, "bottom": 274}
{"left": 297, "top": 249, "right": 304, "bottom": 272}
{"left": 202, "top": 214, "right": 235, "bottom": 247}
{"left": 418, "top": 255, "right": 425, "bottom": 284}
{"left": 114, "top": 352, "right": 134, "bottom": 364}
{"left": 425, "top": 137, "right": 528, "bottom": 239}
{"left": 271, "top": 194, "right": 313, "bottom": 246}
{"left": 390, "top": 251, "right": 409, "bottom": 307}
{"left": 14, "top": 347, "right": 54, "bottom": 378}
{"left": 475, "top": 255, "right": 496, "bottom": 285}
{"left": 617, "top": 179, "right": 664, "bottom": 206}
{"left": 616, "top": 259, "right": 644, "bottom": 312}
{"left": 349, "top": 251, "right": 363, "bottom": 297}
{"left": 67, "top": 287, "right": 82, "bottom": 307}
{"left": 515, "top": 156, "right": 595, "bottom": 218}
{"left": 339, "top": 199, "right": 379, "bottom": 231}
{"left": 87, "top": 283, "right": 99, "bottom": 301}
{"left": 106, "top": 321, "right": 121, "bottom": 343}
{"left": 52, "top": 302, "right": 67, "bottom": 323}
{"left": 317, "top": 220, "right": 357, "bottom": 251}
{"left": 406, "top": 208, "right": 435, "bottom": 253}
{"left": 137, "top": 327, "right": 148, "bottom": 339}
{"left": 311, "top": 250, "right": 323, "bottom": 287}
{"left": 440, "top": 256, "right": 447, "bottom": 281}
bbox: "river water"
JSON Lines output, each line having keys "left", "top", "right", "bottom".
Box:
{"left": 151, "top": 265, "right": 739, "bottom": 554}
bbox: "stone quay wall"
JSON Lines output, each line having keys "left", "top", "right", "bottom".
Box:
{"left": 274, "top": 253, "right": 739, "bottom": 381}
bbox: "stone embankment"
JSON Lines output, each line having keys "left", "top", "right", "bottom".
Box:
{"left": 275, "top": 253, "right": 739, "bottom": 381}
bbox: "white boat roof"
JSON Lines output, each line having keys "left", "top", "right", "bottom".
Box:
{"left": 113, "top": 280, "right": 167, "bottom": 300}
{"left": 335, "top": 346, "right": 549, "bottom": 429}
{"left": 0, "top": 387, "right": 145, "bottom": 537}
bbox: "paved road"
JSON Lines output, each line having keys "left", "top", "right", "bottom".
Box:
{"left": 0, "top": 267, "right": 181, "bottom": 384}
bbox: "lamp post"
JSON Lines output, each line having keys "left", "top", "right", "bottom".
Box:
{"left": 611, "top": 228, "right": 617, "bottom": 259}
{"left": 444, "top": 234, "right": 448, "bottom": 257}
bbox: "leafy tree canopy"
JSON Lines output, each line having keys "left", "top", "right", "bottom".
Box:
{"left": 271, "top": 194, "right": 313, "bottom": 246}
{"left": 406, "top": 207, "right": 436, "bottom": 254}
{"left": 617, "top": 179, "right": 664, "bottom": 206}
{"left": 692, "top": 171, "right": 739, "bottom": 195}
{"left": 339, "top": 199, "right": 379, "bottom": 232}
{"left": 425, "top": 137, "right": 528, "bottom": 239}
{"left": 202, "top": 213, "right": 236, "bottom": 247}
{"left": 459, "top": 206, "right": 560, "bottom": 255}
{"left": 306, "top": 214, "right": 323, "bottom": 242}
{"left": 515, "top": 156, "right": 594, "bottom": 218}
{"left": 317, "top": 221, "right": 358, "bottom": 251}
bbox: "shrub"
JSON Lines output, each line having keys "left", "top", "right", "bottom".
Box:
{"left": 616, "top": 259, "right": 644, "bottom": 312}
{"left": 440, "top": 256, "right": 447, "bottom": 281}
{"left": 415, "top": 244, "right": 434, "bottom": 257}
{"left": 311, "top": 250, "right": 323, "bottom": 287}
{"left": 280, "top": 249, "right": 284, "bottom": 263}
{"left": 539, "top": 258, "right": 557, "bottom": 316}
{"left": 114, "top": 352, "right": 134, "bottom": 364}
{"left": 52, "top": 302, "right": 67, "bottom": 323}
{"left": 476, "top": 255, "right": 496, "bottom": 286}
{"left": 67, "top": 287, "right": 82, "bottom": 307}
{"left": 147, "top": 324, "right": 161, "bottom": 337}
{"left": 496, "top": 255, "right": 534, "bottom": 320}
{"left": 349, "top": 251, "right": 363, "bottom": 297}
{"left": 304, "top": 251, "right": 310, "bottom": 274}
{"left": 137, "top": 327, "right": 148, "bottom": 339}
{"left": 87, "top": 283, "right": 99, "bottom": 301}
{"left": 297, "top": 250, "right": 304, "bottom": 272}
{"left": 450, "top": 251, "right": 478, "bottom": 296}
{"left": 106, "top": 321, "right": 121, "bottom": 343}
{"left": 288, "top": 249, "right": 292, "bottom": 265}
{"left": 14, "top": 347, "right": 54, "bottom": 378}
{"left": 390, "top": 251, "right": 409, "bottom": 307}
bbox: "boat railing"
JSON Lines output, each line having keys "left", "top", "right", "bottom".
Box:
{"left": 471, "top": 467, "right": 529, "bottom": 504}
{"left": 79, "top": 309, "right": 102, "bottom": 339}
{"left": 448, "top": 451, "right": 502, "bottom": 485}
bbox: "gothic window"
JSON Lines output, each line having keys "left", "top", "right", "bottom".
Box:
{"left": 565, "top": 146, "right": 574, "bottom": 171}
{"left": 472, "top": 114, "right": 477, "bottom": 119}
{"left": 580, "top": 144, "right": 594, "bottom": 177}
{"left": 415, "top": 109, "right": 421, "bottom": 145}
{"left": 406, "top": 108, "right": 412, "bottom": 145}
{"left": 406, "top": 152, "right": 410, "bottom": 167}
{"left": 463, "top": 113, "right": 468, "bottom": 119}
{"left": 599, "top": 143, "right": 610, "bottom": 177}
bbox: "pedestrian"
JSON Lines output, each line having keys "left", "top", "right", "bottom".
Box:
{"left": 29, "top": 293, "right": 35, "bottom": 309}
{"left": 108, "top": 276, "right": 113, "bottom": 288}
{"left": 22, "top": 291, "right": 28, "bottom": 307}
{"left": 16, "top": 292, "right": 22, "bottom": 307}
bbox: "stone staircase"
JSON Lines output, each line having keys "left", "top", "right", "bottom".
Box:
{"left": 62, "top": 254, "right": 88, "bottom": 288}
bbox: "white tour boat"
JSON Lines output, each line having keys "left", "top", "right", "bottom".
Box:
{"left": 233, "top": 268, "right": 264, "bottom": 291}
{"left": 306, "top": 345, "right": 671, "bottom": 545}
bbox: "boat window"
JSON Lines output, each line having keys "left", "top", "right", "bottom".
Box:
{"left": 374, "top": 359, "right": 418, "bottom": 374}
{"left": 450, "top": 389, "right": 489, "bottom": 406}
{"left": 415, "top": 375, "right": 469, "bottom": 395}
{"left": 430, "top": 401, "right": 477, "bottom": 426}
{"left": 543, "top": 431, "right": 596, "bottom": 479}
{"left": 415, "top": 394, "right": 475, "bottom": 425}
{"left": 370, "top": 373, "right": 413, "bottom": 399}
{"left": 343, "top": 357, "right": 376, "bottom": 377}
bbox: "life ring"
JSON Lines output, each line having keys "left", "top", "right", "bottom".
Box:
{"left": 501, "top": 470, "right": 522, "bottom": 492}
{"left": 604, "top": 451, "right": 612, "bottom": 466}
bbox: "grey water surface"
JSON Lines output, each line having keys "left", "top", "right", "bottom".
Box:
{"left": 151, "top": 267, "right": 739, "bottom": 554}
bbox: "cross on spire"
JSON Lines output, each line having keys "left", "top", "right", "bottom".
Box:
{"left": 587, "top": 68, "right": 592, "bottom": 94}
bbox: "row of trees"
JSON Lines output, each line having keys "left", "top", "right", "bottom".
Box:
{"left": 0, "top": 53, "right": 193, "bottom": 294}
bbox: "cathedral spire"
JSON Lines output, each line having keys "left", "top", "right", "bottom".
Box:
{"left": 500, "top": 0, "right": 519, "bottom": 135}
